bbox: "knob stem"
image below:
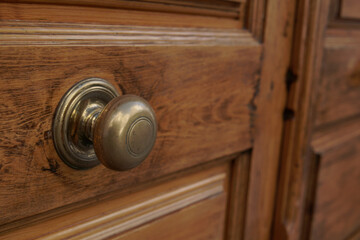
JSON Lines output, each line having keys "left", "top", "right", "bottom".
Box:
{"left": 84, "top": 108, "right": 102, "bottom": 141}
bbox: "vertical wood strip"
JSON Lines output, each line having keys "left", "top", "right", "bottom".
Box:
{"left": 244, "top": 0, "right": 297, "bottom": 239}
{"left": 246, "top": 0, "right": 266, "bottom": 41}
{"left": 299, "top": 154, "right": 321, "bottom": 240}
{"left": 272, "top": 0, "right": 332, "bottom": 239}
{"left": 225, "top": 152, "right": 251, "bottom": 240}
{"left": 273, "top": 0, "right": 331, "bottom": 240}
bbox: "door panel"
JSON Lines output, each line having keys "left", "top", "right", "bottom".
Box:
{"left": 340, "top": 0, "right": 360, "bottom": 20}
{"left": 0, "top": 30, "right": 260, "bottom": 224}
{"left": 0, "top": 164, "right": 229, "bottom": 239}
{"left": 315, "top": 34, "right": 360, "bottom": 127}
{"left": 0, "top": 0, "right": 263, "bottom": 226}
{"left": 273, "top": 0, "right": 360, "bottom": 239}
{"left": 311, "top": 119, "right": 360, "bottom": 240}
{"left": 0, "top": 0, "right": 296, "bottom": 239}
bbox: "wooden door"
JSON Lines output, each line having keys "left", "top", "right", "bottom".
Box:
{"left": 0, "top": 1, "right": 296, "bottom": 239}
{"left": 274, "top": 0, "right": 360, "bottom": 239}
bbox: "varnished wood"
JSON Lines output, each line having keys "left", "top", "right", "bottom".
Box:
{"left": 273, "top": 0, "right": 332, "bottom": 239}
{"left": 113, "top": 195, "right": 227, "bottom": 240}
{"left": 315, "top": 30, "right": 360, "bottom": 127}
{"left": 0, "top": 152, "right": 237, "bottom": 234}
{"left": 340, "top": 0, "right": 360, "bottom": 20}
{"left": 273, "top": 0, "right": 360, "bottom": 239}
{"left": 0, "top": 164, "right": 229, "bottom": 239}
{"left": 246, "top": 0, "right": 266, "bottom": 41}
{"left": 243, "top": 0, "right": 297, "bottom": 239}
{"left": 325, "top": 28, "right": 360, "bottom": 46}
{"left": 0, "top": 0, "right": 306, "bottom": 239}
{"left": 309, "top": 118, "right": 360, "bottom": 240}
{"left": 0, "top": 22, "right": 258, "bottom": 46}
{"left": 327, "top": 0, "right": 360, "bottom": 28}
{"left": 1, "top": 0, "right": 245, "bottom": 19}
{"left": 226, "top": 152, "right": 250, "bottom": 240}
{"left": 348, "top": 229, "right": 360, "bottom": 240}
{"left": 0, "top": 27, "right": 261, "bottom": 224}
{"left": 312, "top": 116, "right": 360, "bottom": 153}
{"left": 0, "top": 3, "right": 242, "bottom": 29}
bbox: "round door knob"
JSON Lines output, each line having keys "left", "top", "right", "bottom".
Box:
{"left": 94, "top": 95, "right": 157, "bottom": 170}
{"left": 53, "top": 78, "right": 157, "bottom": 171}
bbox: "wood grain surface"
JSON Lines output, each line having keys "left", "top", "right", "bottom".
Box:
{"left": 310, "top": 118, "right": 360, "bottom": 240}
{"left": 273, "top": 0, "right": 360, "bottom": 239}
{"left": 327, "top": 0, "right": 360, "bottom": 29}
{"left": 273, "top": 0, "right": 330, "bottom": 238}
{"left": 0, "top": 2, "right": 241, "bottom": 29}
{"left": 341, "top": 0, "right": 360, "bottom": 20}
{"left": 226, "top": 152, "right": 250, "bottom": 240}
{"left": 243, "top": 0, "right": 296, "bottom": 239}
{"left": 0, "top": 22, "right": 258, "bottom": 46}
{"left": 0, "top": 25, "right": 261, "bottom": 224}
{"left": 0, "top": 0, "right": 298, "bottom": 239}
{"left": 0, "top": 164, "right": 229, "bottom": 239}
{"left": 315, "top": 30, "right": 360, "bottom": 127}
{"left": 1, "top": 0, "right": 245, "bottom": 19}
{"left": 246, "top": 0, "right": 266, "bottom": 41}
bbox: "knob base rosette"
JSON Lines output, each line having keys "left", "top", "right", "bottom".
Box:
{"left": 53, "top": 78, "right": 157, "bottom": 171}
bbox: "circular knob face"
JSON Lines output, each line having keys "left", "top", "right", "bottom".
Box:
{"left": 128, "top": 117, "right": 154, "bottom": 155}
{"left": 93, "top": 95, "right": 157, "bottom": 171}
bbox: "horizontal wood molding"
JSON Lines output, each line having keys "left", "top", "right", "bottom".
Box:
{"left": 325, "top": 28, "right": 360, "bottom": 47}
{"left": 112, "top": 192, "right": 228, "bottom": 239}
{"left": 0, "top": 22, "right": 259, "bottom": 46}
{"left": 0, "top": 2, "right": 241, "bottom": 29}
{"left": 0, "top": 165, "right": 228, "bottom": 239}
{"left": 0, "top": 0, "right": 267, "bottom": 34}
{"left": 312, "top": 115, "right": 360, "bottom": 154}
{"left": 1, "top": 0, "right": 245, "bottom": 19}
{"left": 0, "top": 0, "right": 267, "bottom": 40}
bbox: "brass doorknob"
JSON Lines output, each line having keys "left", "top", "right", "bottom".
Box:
{"left": 53, "top": 78, "right": 157, "bottom": 171}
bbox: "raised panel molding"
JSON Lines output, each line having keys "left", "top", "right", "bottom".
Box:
{"left": 1, "top": 0, "right": 246, "bottom": 19}
{"left": 309, "top": 118, "right": 360, "bottom": 240}
{"left": 0, "top": 0, "right": 267, "bottom": 43}
{"left": 0, "top": 22, "right": 260, "bottom": 46}
{"left": 0, "top": 0, "right": 266, "bottom": 32}
{"left": 0, "top": 2, "right": 241, "bottom": 29}
{"left": 0, "top": 165, "right": 228, "bottom": 239}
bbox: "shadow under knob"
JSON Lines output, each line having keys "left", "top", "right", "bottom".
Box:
{"left": 52, "top": 78, "right": 157, "bottom": 171}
